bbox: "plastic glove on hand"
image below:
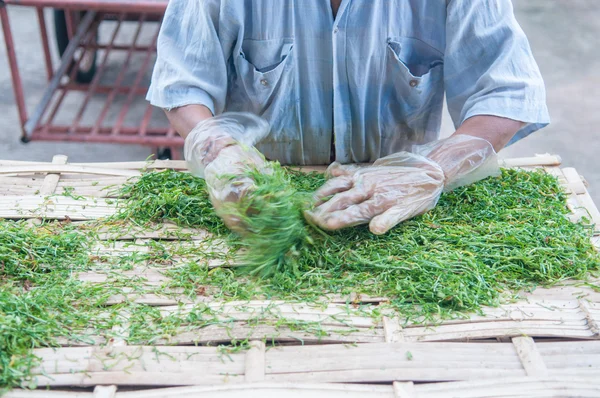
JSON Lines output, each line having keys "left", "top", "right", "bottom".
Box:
{"left": 184, "top": 113, "right": 271, "bottom": 232}
{"left": 305, "top": 134, "right": 499, "bottom": 235}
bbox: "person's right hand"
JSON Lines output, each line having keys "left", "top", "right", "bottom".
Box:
{"left": 184, "top": 113, "right": 272, "bottom": 232}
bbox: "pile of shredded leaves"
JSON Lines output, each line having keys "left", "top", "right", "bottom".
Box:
{"left": 116, "top": 165, "right": 599, "bottom": 313}
{"left": 1, "top": 165, "right": 599, "bottom": 390}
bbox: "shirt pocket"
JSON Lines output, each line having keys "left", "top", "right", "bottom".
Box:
{"left": 381, "top": 37, "right": 445, "bottom": 148}
{"left": 229, "top": 38, "right": 299, "bottom": 143}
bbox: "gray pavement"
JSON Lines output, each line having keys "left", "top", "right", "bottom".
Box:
{"left": 0, "top": 1, "right": 598, "bottom": 203}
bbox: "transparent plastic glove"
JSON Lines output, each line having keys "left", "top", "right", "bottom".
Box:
{"left": 305, "top": 134, "right": 499, "bottom": 235}
{"left": 184, "top": 112, "right": 272, "bottom": 231}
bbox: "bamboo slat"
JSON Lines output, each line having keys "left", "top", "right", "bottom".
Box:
{"left": 0, "top": 165, "right": 140, "bottom": 178}
{"left": 0, "top": 196, "right": 117, "bottom": 220}
{"left": 6, "top": 378, "right": 600, "bottom": 398}
{"left": 23, "top": 341, "right": 600, "bottom": 387}
{"left": 0, "top": 159, "right": 188, "bottom": 171}
{"left": 88, "top": 222, "right": 211, "bottom": 240}
{"left": 0, "top": 154, "right": 560, "bottom": 174}
{"left": 39, "top": 155, "right": 69, "bottom": 195}
{"left": 3, "top": 154, "right": 600, "bottom": 396}
{"left": 499, "top": 154, "right": 562, "bottom": 168}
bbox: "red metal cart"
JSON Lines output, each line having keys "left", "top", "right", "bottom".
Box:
{"left": 0, "top": 0, "right": 182, "bottom": 158}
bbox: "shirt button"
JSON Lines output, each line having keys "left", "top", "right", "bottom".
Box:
{"left": 260, "top": 79, "right": 268, "bottom": 86}
{"left": 409, "top": 79, "right": 419, "bottom": 88}
{"left": 333, "top": 27, "right": 339, "bottom": 34}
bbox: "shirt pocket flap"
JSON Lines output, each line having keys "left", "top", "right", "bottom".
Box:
{"left": 239, "top": 38, "right": 294, "bottom": 73}
{"left": 387, "top": 37, "right": 443, "bottom": 79}
{"left": 230, "top": 38, "right": 298, "bottom": 145}
{"left": 235, "top": 39, "right": 294, "bottom": 104}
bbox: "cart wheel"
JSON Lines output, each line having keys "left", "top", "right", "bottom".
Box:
{"left": 157, "top": 147, "right": 172, "bottom": 160}
{"left": 53, "top": 10, "right": 98, "bottom": 84}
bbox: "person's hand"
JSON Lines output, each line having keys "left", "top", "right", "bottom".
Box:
{"left": 305, "top": 134, "right": 499, "bottom": 235}
{"left": 184, "top": 113, "right": 271, "bottom": 232}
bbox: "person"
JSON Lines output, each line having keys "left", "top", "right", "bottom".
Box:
{"left": 147, "top": 0, "right": 549, "bottom": 235}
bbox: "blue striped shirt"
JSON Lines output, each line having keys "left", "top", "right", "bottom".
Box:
{"left": 147, "top": 0, "right": 550, "bottom": 165}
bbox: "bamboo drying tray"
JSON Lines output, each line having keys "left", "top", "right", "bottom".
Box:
{"left": 2, "top": 154, "right": 600, "bottom": 397}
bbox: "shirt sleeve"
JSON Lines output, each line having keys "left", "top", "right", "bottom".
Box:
{"left": 444, "top": 0, "right": 550, "bottom": 144}
{"left": 146, "top": 0, "right": 227, "bottom": 115}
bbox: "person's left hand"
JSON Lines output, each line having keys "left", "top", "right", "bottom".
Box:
{"left": 304, "top": 153, "right": 445, "bottom": 234}
{"left": 305, "top": 135, "right": 499, "bottom": 234}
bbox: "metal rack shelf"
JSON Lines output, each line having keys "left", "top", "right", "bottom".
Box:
{"left": 1, "top": 1, "right": 181, "bottom": 156}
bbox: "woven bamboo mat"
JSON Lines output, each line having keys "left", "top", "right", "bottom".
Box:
{"left": 2, "top": 154, "right": 600, "bottom": 397}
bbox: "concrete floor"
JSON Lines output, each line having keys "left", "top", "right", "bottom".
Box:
{"left": 0, "top": 0, "right": 598, "bottom": 202}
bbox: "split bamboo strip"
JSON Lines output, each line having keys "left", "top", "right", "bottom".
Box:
{"left": 0, "top": 159, "right": 188, "bottom": 170}
{"left": 6, "top": 378, "right": 600, "bottom": 398}
{"left": 27, "top": 341, "right": 600, "bottom": 387}
{"left": 245, "top": 341, "right": 266, "bottom": 382}
{"left": 499, "top": 154, "right": 562, "bottom": 168}
{"left": 154, "top": 323, "right": 385, "bottom": 345}
{"left": 562, "top": 167, "right": 600, "bottom": 228}
{"left": 0, "top": 165, "right": 140, "bottom": 178}
{"left": 39, "top": 155, "right": 68, "bottom": 195}
{"left": 0, "top": 154, "right": 561, "bottom": 174}
{"left": 414, "top": 377, "right": 600, "bottom": 398}
{"left": 392, "top": 382, "right": 416, "bottom": 398}
{"left": 383, "top": 317, "right": 404, "bottom": 343}
{"left": 511, "top": 336, "right": 548, "bottom": 377}
{"left": 89, "top": 223, "right": 211, "bottom": 240}
{"left": 92, "top": 386, "right": 117, "bottom": 398}
{"left": 0, "top": 196, "right": 117, "bottom": 220}
{"left": 158, "top": 301, "right": 378, "bottom": 328}
{"left": 136, "top": 296, "right": 600, "bottom": 342}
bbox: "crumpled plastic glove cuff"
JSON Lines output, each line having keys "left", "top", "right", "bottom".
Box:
{"left": 412, "top": 134, "right": 500, "bottom": 192}
{"left": 184, "top": 112, "right": 270, "bottom": 178}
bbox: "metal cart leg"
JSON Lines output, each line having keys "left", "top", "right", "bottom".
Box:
{"left": 0, "top": 2, "right": 29, "bottom": 139}
{"left": 36, "top": 7, "right": 54, "bottom": 81}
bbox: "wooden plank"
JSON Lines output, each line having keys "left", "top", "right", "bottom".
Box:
{"left": 512, "top": 336, "right": 548, "bottom": 377}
